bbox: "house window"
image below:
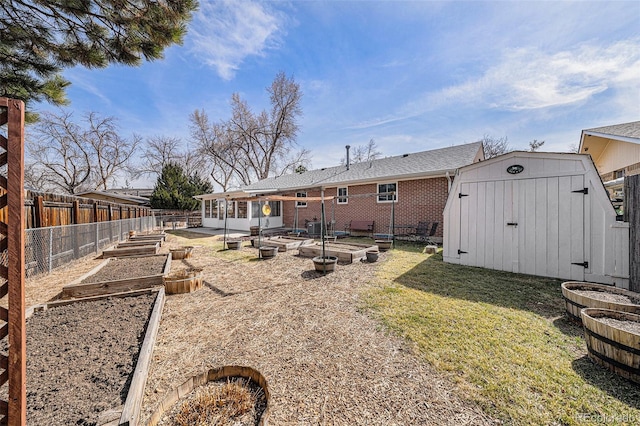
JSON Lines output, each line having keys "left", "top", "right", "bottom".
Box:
{"left": 337, "top": 187, "right": 348, "bottom": 204}
{"left": 211, "top": 200, "right": 218, "bottom": 218}
{"left": 268, "top": 201, "right": 281, "bottom": 217}
{"left": 204, "top": 200, "right": 211, "bottom": 217}
{"left": 237, "top": 201, "right": 248, "bottom": 218}
{"left": 296, "top": 192, "right": 307, "bottom": 207}
{"left": 251, "top": 201, "right": 280, "bottom": 217}
{"left": 226, "top": 200, "right": 235, "bottom": 218}
{"left": 218, "top": 200, "right": 225, "bottom": 220}
{"left": 377, "top": 182, "right": 397, "bottom": 202}
{"left": 614, "top": 169, "right": 626, "bottom": 179}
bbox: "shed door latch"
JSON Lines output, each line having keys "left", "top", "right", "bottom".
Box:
{"left": 572, "top": 188, "right": 588, "bottom": 195}
{"left": 458, "top": 249, "right": 468, "bottom": 255}
{"left": 571, "top": 261, "right": 589, "bottom": 268}
{"left": 459, "top": 193, "right": 469, "bottom": 198}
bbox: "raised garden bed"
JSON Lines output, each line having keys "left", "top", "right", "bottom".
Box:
{"left": 561, "top": 281, "right": 640, "bottom": 322}
{"left": 118, "top": 240, "right": 163, "bottom": 248}
{"left": 169, "top": 246, "right": 193, "bottom": 260}
{"left": 62, "top": 254, "right": 171, "bottom": 299}
{"left": 298, "top": 241, "right": 379, "bottom": 263}
{"left": 164, "top": 268, "right": 204, "bottom": 294}
{"left": 5, "top": 289, "right": 165, "bottom": 426}
{"left": 103, "top": 242, "right": 159, "bottom": 258}
{"left": 147, "top": 365, "right": 270, "bottom": 426}
{"left": 263, "top": 235, "right": 314, "bottom": 252}
{"left": 581, "top": 308, "right": 640, "bottom": 384}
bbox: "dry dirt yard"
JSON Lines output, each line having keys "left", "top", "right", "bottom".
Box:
{"left": 24, "top": 231, "right": 494, "bottom": 425}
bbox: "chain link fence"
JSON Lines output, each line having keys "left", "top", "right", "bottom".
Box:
{"left": 25, "top": 216, "right": 156, "bottom": 277}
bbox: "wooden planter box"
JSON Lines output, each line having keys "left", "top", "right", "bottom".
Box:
{"left": 170, "top": 246, "right": 194, "bottom": 260}
{"left": 581, "top": 308, "right": 640, "bottom": 383}
{"left": 164, "top": 268, "right": 203, "bottom": 294}
{"left": 103, "top": 243, "right": 159, "bottom": 258}
{"left": 117, "top": 240, "right": 161, "bottom": 248}
{"left": 375, "top": 240, "right": 392, "bottom": 252}
{"left": 263, "top": 236, "right": 314, "bottom": 252}
{"left": 226, "top": 240, "right": 242, "bottom": 250}
{"left": 561, "top": 281, "right": 640, "bottom": 323}
{"left": 62, "top": 254, "right": 171, "bottom": 299}
{"left": 130, "top": 233, "right": 166, "bottom": 245}
{"left": 298, "top": 242, "right": 379, "bottom": 263}
{"left": 146, "top": 365, "right": 271, "bottom": 426}
{"left": 259, "top": 246, "right": 278, "bottom": 259}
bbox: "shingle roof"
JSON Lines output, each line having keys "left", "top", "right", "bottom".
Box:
{"left": 243, "top": 141, "right": 483, "bottom": 192}
{"left": 583, "top": 121, "right": 640, "bottom": 140}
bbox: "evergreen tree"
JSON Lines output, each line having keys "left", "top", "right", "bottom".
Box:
{"left": 150, "top": 163, "right": 211, "bottom": 210}
{"left": 1, "top": 0, "right": 197, "bottom": 120}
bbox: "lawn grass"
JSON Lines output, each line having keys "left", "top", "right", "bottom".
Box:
{"left": 366, "top": 249, "right": 640, "bottom": 425}
{"left": 168, "top": 230, "right": 255, "bottom": 263}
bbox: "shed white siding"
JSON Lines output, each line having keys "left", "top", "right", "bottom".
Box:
{"left": 443, "top": 152, "right": 629, "bottom": 288}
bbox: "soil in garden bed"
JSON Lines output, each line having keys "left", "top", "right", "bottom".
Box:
{"left": 1, "top": 293, "right": 157, "bottom": 425}
{"left": 81, "top": 256, "right": 168, "bottom": 284}
{"left": 573, "top": 289, "right": 640, "bottom": 305}
{"left": 599, "top": 317, "right": 640, "bottom": 334}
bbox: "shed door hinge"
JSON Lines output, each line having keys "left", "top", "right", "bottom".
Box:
{"left": 459, "top": 193, "right": 468, "bottom": 198}
{"left": 572, "top": 188, "right": 588, "bottom": 195}
{"left": 571, "top": 261, "right": 589, "bottom": 268}
{"left": 458, "top": 249, "right": 468, "bottom": 255}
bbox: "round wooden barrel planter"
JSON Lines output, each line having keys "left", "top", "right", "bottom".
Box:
{"left": 375, "top": 240, "right": 392, "bottom": 252}
{"left": 250, "top": 226, "right": 260, "bottom": 236}
{"left": 366, "top": 250, "right": 379, "bottom": 263}
{"left": 581, "top": 308, "right": 640, "bottom": 384}
{"left": 146, "top": 365, "right": 270, "bottom": 426}
{"left": 164, "top": 268, "right": 203, "bottom": 294}
{"left": 169, "top": 246, "right": 194, "bottom": 260}
{"left": 561, "top": 282, "right": 640, "bottom": 323}
{"left": 312, "top": 256, "right": 338, "bottom": 273}
{"left": 226, "top": 240, "right": 242, "bottom": 250}
{"left": 259, "top": 246, "right": 278, "bottom": 259}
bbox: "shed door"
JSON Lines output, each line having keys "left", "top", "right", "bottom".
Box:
{"left": 458, "top": 175, "right": 587, "bottom": 280}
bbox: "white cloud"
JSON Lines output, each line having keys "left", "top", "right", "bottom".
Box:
{"left": 441, "top": 39, "right": 640, "bottom": 111}
{"left": 187, "top": 1, "right": 283, "bottom": 80}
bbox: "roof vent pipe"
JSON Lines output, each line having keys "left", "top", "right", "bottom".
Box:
{"left": 346, "top": 145, "right": 351, "bottom": 170}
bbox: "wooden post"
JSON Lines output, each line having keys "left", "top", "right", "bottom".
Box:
{"left": 625, "top": 175, "right": 639, "bottom": 292}
{"left": 72, "top": 200, "right": 80, "bottom": 258}
{"left": 0, "top": 98, "right": 27, "bottom": 425}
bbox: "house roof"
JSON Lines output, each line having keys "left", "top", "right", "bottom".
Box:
{"left": 582, "top": 121, "right": 640, "bottom": 143}
{"left": 241, "top": 141, "right": 483, "bottom": 193}
{"left": 76, "top": 190, "right": 150, "bottom": 206}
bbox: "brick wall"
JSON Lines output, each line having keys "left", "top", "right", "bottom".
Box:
{"left": 281, "top": 177, "right": 449, "bottom": 237}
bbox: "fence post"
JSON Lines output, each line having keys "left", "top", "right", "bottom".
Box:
{"left": 48, "top": 227, "right": 53, "bottom": 273}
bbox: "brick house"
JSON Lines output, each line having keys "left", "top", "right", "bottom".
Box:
{"left": 196, "top": 142, "right": 484, "bottom": 240}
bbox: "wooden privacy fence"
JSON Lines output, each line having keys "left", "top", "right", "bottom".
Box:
{"left": 0, "top": 190, "right": 151, "bottom": 229}
{"left": 624, "top": 174, "right": 639, "bottom": 292}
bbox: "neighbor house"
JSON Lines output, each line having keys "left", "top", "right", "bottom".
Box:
{"left": 196, "top": 142, "right": 485, "bottom": 240}
{"left": 579, "top": 121, "right": 640, "bottom": 213}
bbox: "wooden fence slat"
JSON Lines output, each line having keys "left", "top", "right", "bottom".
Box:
{"left": 626, "top": 175, "right": 639, "bottom": 292}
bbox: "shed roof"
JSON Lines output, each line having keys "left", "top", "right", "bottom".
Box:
{"left": 242, "top": 141, "right": 483, "bottom": 193}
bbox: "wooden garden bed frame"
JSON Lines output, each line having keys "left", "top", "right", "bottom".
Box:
{"left": 263, "top": 236, "right": 314, "bottom": 252}
{"left": 61, "top": 254, "right": 171, "bottom": 299}
{"left": 102, "top": 243, "right": 159, "bottom": 258}
{"left": 298, "top": 241, "right": 379, "bottom": 263}
{"left": 28, "top": 287, "right": 166, "bottom": 426}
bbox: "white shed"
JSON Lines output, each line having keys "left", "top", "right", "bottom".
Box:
{"left": 443, "top": 152, "right": 630, "bottom": 288}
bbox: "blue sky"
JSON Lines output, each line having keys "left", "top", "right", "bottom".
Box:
{"left": 42, "top": 0, "right": 640, "bottom": 187}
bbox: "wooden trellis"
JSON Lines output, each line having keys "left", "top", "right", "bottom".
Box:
{"left": 0, "top": 98, "right": 27, "bottom": 425}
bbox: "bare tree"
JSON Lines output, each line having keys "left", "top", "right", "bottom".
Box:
{"left": 26, "top": 110, "right": 139, "bottom": 194}
{"left": 342, "top": 138, "right": 382, "bottom": 164}
{"left": 84, "top": 112, "right": 140, "bottom": 190}
{"left": 528, "top": 139, "right": 545, "bottom": 152}
{"left": 568, "top": 143, "right": 579, "bottom": 153}
{"left": 482, "top": 134, "right": 511, "bottom": 159}
{"left": 27, "top": 111, "right": 93, "bottom": 194}
{"left": 138, "top": 136, "right": 182, "bottom": 177}
{"left": 190, "top": 72, "right": 310, "bottom": 190}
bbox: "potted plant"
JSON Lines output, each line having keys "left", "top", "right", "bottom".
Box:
{"left": 365, "top": 250, "right": 379, "bottom": 262}
{"left": 312, "top": 256, "right": 338, "bottom": 273}
{"left": 259, "top": 246, "right": 278, "bottom": 259}
{"left": 375, "top": 240, "right": 392, "bottom": 252}
{"left": 226, "top": 240, "right": 242, "bottom": 250}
